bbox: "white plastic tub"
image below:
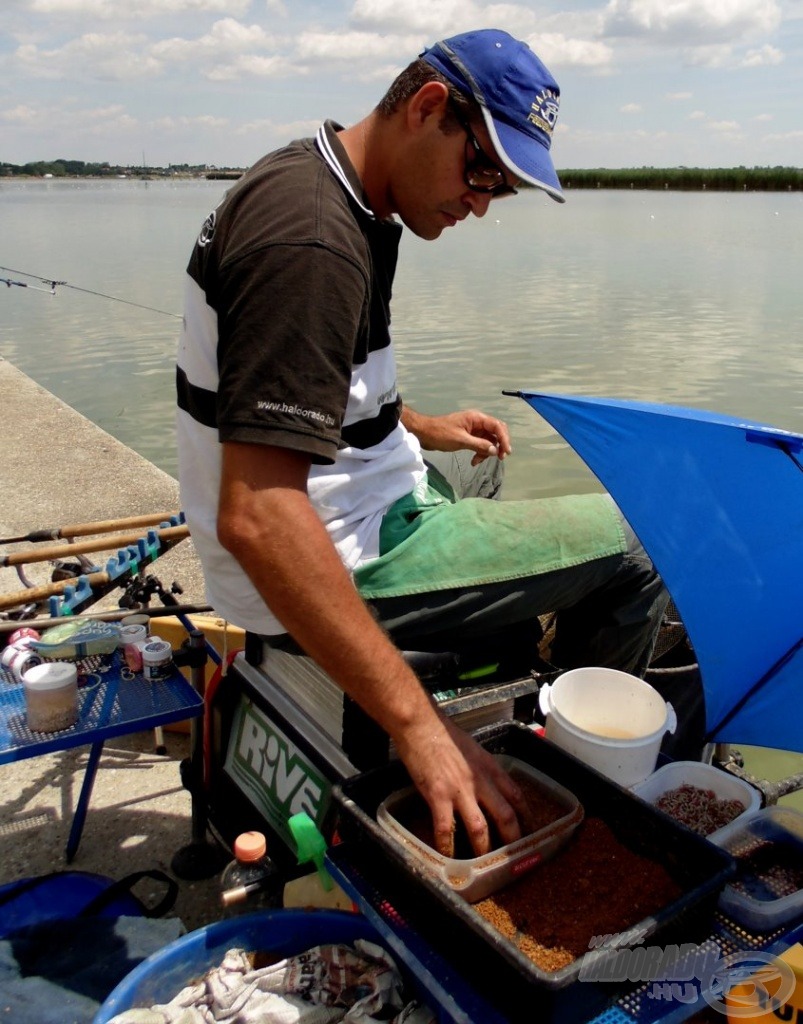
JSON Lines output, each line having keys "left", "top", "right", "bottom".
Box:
{"left": 377, "top": 754, "right": 583, "bottom": 902}
{"left": 538, "top": 667, "right": 676, "bottom": 788}
{"left": 22, "top": 660, "right": 78, "bottom": 732}
{"left": 632, "top": 761, "right": 760, "bottom": 837}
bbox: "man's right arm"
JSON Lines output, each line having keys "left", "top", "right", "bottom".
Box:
{"left": 217, "top": 439, "right": 527, "bottom": 856}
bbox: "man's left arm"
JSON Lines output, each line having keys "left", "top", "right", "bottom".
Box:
{"left": 401, "top": 405, "right": 512, "bottom": 465}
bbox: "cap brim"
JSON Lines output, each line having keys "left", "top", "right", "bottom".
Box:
{"left": 481, "top": 109, "right": 565, "bottom": 203}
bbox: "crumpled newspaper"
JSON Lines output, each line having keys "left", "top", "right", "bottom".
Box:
{"left": 108, "top": 938, "right": 436, "bottom": 1024}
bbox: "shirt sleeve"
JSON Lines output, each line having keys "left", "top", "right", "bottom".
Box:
{"left": 215, "top": 238, "right": 369, "bottom": 464}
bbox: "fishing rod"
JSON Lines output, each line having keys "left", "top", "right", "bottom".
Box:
{"left": 0, "top": 264, "right": 182, "bottom": 320}
{"left": 0, "top": 511, "right": 181, "bottom": 547}
{"left": 0, "top": 525, "right": 189, "bottom": 568}
{"left": 0, "top": 604, "right": 215, "bottom": 635}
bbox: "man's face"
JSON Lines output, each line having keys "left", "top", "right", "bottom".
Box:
{"left": 390, "top": 108, "right": 518, "bottom": 241}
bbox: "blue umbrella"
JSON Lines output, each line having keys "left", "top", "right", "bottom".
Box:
{"left": 512, "top": 391, "right": 803, "bottom": 752}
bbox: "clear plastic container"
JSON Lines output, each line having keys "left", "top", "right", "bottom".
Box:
{"left": 711, "top": 806, "right": 803, "bottom": 931}
{"left": 220, "top": 831, "right": 283, "bottom": 913}
{"left": 632, "top": 760, "right": 760, "bottom": 838}
{"left": 377, "top": 754, "right": 583, "bottom": 902}
{"left": 22, "top": 661, "right": 78, "bottom": 732}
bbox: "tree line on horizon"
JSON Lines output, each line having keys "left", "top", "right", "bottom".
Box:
{"left": 557, "top": 166, "right": 801, "bottom": 191}
{"left": 1, "top": 159, "right": 801, "bottom": 192}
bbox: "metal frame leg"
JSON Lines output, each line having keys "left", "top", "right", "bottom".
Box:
{"left": 66, "top": 739, "right": 104, "bottom": 863}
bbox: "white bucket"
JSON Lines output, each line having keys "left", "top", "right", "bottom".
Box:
{"left": 538, "top": 666, "right": 676, "bottom": 788}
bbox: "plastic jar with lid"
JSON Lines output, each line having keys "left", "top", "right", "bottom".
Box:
{"left": 23, "top": 661, "right": 78, "bottom": 732}
{"left": 220, "top": 831, "right": 283, "bottom": 913}
{"left": 141, "top": 640, "right": 173, "bottom": 682}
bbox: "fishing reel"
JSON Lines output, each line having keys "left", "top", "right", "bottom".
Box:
{"left": 118, "top": 573, "right": 183, "bottom": 610}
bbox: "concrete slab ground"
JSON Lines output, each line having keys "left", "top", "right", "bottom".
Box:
{"left": 0, "top": 357, "right": 227, "bottom": 934}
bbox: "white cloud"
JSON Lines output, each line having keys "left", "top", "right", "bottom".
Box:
{"left": 15, "top": 34, "right": 163, "bottom": 80}
{"left": 30, "top": 0, "right": 251, "bottom": 17}
{"left": 708, "top": 119, "right": 742, "bottom": 136}
{"left": 666, "top": 91, "right": 693, "bottom": 100}
{"left": 150, "top": 114, "right": 229, "bottom": 130}
{"left": 296, "top": 30, "right": 418, "bottom": 62}
{"left": 762, "top": 128, "right": 803, "bottom": 143}
{"left": 739, "top": 43, "right": 783, "bottom": 66}
{"left": 349, "top": 0, "right": 480, "bottom": 34}
{"left": 683, "top": 44, "right": 735, "bottom": 67}
{"left": 602, "top": 0, "right": 782, "bottom": 44}
{"left": 1, "top": 104, "right": 40, "bottom": 124}
{"left": 689, "top": 110, "right": 707, "bottom": 119}
{"left": 151, "top": 18, "right": 276, "bottom": 62}
{"left": 527, "top": 32, "right": 613, "bottom": 68}
{"left": 621, "top": 103, "right": 642, "bottom": 113}
{"left": 206, "top": 53, "right": 299, "bottom": 79}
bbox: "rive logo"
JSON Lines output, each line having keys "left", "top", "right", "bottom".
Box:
{"left": 225, "top": 699, "right": 329, "bottom": 841}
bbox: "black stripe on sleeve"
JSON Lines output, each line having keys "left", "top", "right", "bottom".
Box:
{"left": 177, "top": 365, "right": 218, "bottom": 430}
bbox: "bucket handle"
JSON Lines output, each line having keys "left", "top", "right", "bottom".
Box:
{"left": 538, "top": 683, "right": 552, "bottom": 718}
{"left": 665, "top": 702, "right": 677, "bottom": 736}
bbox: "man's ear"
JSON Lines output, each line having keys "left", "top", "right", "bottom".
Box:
{"left": 405, "top": 80, "right": 450, "bottom": 130}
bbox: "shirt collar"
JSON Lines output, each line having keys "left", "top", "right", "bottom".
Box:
{"left": 315, "top": 120, "right": 375, "bottom": 219}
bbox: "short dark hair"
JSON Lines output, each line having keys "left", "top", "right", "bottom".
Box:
{"left": 376, "top": 57, "right": 479, "bottom": 134}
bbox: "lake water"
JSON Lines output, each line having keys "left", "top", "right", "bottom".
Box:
{"left": 2, "top": 178, "right": 803, "bottom": 800}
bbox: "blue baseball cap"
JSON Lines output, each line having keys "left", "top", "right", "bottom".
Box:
{"left": 420, "top": 29, "right": 564, "bottom": 203}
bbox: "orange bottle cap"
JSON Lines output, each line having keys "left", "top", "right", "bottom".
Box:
{"left": 233, "top": 831, "right": 267, "bottom": 862}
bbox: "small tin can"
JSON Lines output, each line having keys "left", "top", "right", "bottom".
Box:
{"left": 3, "top": 645, "right": 43, "bottom": 683}
{"left": 141, "top": 640, "right": 173, "bottom": 682}
{"left": 7, "top": 627, "right": 41, "bottom": 647}
{"left": 119, "top": 623, "right": 148, "bottom": 647}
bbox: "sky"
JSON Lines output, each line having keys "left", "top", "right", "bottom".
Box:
{"left": 2, "top": 0, "right": 802, "bottom": 170}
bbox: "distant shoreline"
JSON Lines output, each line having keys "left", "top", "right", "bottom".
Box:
{"left": 2, "top": 164, "right": 801, "bottom": 192}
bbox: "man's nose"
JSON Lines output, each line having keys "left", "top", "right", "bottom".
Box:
{"left": 464, "top": 190, "right": 493, "bottom": 219}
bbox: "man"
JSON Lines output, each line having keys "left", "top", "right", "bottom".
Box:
{"left": 177, "top": 29, "right": 668, "bottom": 858}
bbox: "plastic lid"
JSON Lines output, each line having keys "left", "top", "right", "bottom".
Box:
{"left": 233, "top": 831, "right": 266, "bottom": 862}
{"left": 142, "top": 640, "right": 172, "bottom": 663}
{"left": 22, "top": 661, "right": 78, "bottom": 691}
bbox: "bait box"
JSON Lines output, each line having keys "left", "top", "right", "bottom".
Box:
{"left": 377, "top": 754, "right": 583, "bottom": 902}
{"left": 632, "top": 760, "right": 760, "bottom": 837}
{"left": 711, "top": 806, "right": 803, "bottom": 932}
{"left": 332, "top": 722, "right": 736, "bottom": 1023}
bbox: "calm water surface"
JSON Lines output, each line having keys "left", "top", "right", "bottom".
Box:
{"left": 2, "top": 179, "right": 801, "bottom": 498}
{"left": 2, "top": 179, "right": 802, "bottom": 793}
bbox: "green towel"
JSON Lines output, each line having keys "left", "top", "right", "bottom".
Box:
{"left": 354, "top": 478, "right": 626, "bottom": 599}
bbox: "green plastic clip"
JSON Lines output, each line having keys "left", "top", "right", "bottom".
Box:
{"left": 287, "top": 812, "right": 334, "bottom": 891}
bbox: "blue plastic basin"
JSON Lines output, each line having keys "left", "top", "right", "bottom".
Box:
{"left": 92, "top": 909, "right": 383, "bottom": 1023}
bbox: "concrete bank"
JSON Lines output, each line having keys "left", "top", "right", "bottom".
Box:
{"left": 0, "top": 357, "right": 227, "bottom": 933}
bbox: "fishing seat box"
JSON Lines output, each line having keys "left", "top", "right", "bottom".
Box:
{"left": 330, "top": 721, "right": 737, "bottom": 1024}
{"left": 203, "top": 638, "right": 539, "bottom": 865}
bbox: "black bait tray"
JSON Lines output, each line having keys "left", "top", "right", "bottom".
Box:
{"left": 332, "top": 722, "right": 736, "bottom": 1024}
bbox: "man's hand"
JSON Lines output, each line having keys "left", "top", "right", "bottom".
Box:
{"left": 392, "top": 709, "right": 532, "bottom": 857}
{"left": 401, "top": 407, "right": 512, "bottom": 466}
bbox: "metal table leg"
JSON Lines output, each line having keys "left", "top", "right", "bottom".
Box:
{"left": 66, "top": 739, "right": 104, "bottom": 863}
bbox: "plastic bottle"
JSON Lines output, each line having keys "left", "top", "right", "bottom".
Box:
{"left": 220, "top": 831, "right": 283, "bottom": 913}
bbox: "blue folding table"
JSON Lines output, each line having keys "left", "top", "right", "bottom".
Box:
{"left": 0, "top": 653, "right": 203, "bottom": 861}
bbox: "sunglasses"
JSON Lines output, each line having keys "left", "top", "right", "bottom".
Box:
{"left": 451, "top": 106, "right": 518, "bottom": 198}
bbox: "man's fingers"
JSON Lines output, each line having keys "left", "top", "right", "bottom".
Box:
{"left": 432, "top": 813, "right": 456, "bottom": 858}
